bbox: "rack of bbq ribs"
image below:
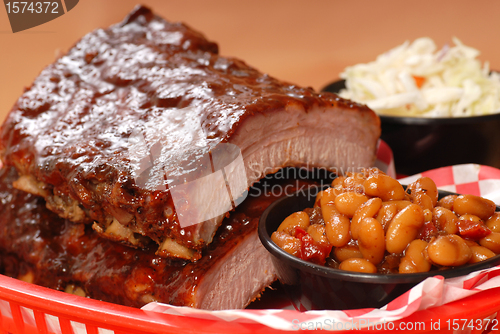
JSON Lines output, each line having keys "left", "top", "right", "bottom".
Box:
{"left": 0, "top": 6, "right": 380, "bottom": 310}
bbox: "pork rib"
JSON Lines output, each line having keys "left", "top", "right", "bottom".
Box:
{"left": 0, "top": 6, "right": 380, "bottom": 260}
{"left": 0, "top": 166, "right": 291, "bottom": 309}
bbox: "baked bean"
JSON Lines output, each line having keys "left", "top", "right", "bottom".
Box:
{"left": 458, "top": 214, "right": 482, "bottom": 223}
{"left": 432, "top": 207, "right": 458, "bottom": 234}
{"left": 345, "top": 171, "right": 362, "bottom": 178}
{"left": 479, "top": 232, "right": 500, "bottom": 253}
{"left": 342, "top": 173, "right": 365, "bottom": 193}
{"left": 427, "top": 234, "right": 472, "bottom": 267}
{"left": 358, "top": 218, "right": 385, "bottom": 264}
{"left": 271, "top": 231, "right": 301, "bottom": 256}
{"left": 334, "top": 192, "right": 369, "bottom": 217}
{"left": 320, "top": 187, "right": 342, "bottom": 207}
{"left": 321, "top": 203, "right": 340, "bottom": 225}
{"left": 363, "top": 174, "right": 406, "bottom": 201}
{"left": 453, "top": 194, "right": 496, "bottom": 220}
{"left": 332, "top": 176, "right": 345, "bottom": 188}
{"left": 463, "top": 239, "right": 479, "bottom": 247}
{"left": 307, "top": 224, "right": 328, "bottom": 244}
{"left": 486, "top": 212, "right": 500, "bottom": 232}
{"left": 389, "top": 200, "right": 413, "bottom": 211}
{"left": 334, "top": 244, "right": 363, "bottom": 262}
{"left": 469, "top": 245, "right": 496, "bottom": 263}
{"left": 277, "top": 211, "right": 310, "bottom": 234}
{"left": 351, "top": 197, "right": 382, "bottom": 239}
{"left": 386, "top": 204, "right": 425, "bottom": 254}
{"left": 321, "top": 187, "right": 342, "bottom": 227}
{"left": 325, "top": 214, "right": 351, "bottom": 247}
{"left": 339, "top": 258, "right": 377, "bottom": 273}
{"left": 437, "top": 195, "right": 457, "bottom": 211}
{"left": 362, "top": 167, "right": 383, "bottom": 179}
{"left": 407, "top": 177, "right": 439, "bottom": 206}
{"left": 399, "top": 240, "right": 431, "bottom": 273}
{"left": 423, "top": 209, "right": 432, "bottom": 222}
{"left": 413, "top": 193, "right": 434, "bottom": 211}
{"left": 375, "top": 202, "right": 398, "bottom": 231}
{"left": 314, "top": 190, "right": 324, "bottom": 208}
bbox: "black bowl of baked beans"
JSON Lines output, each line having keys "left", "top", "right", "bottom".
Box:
{"left": 322, "top": 80, "right": 500, "bottom": 176}
{"left": 258, "top": 167, "right": 500, "bottom": 310}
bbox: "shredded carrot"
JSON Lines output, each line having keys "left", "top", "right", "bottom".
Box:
{"left": 412, "top": 75, "right": 425, "bottom": 88}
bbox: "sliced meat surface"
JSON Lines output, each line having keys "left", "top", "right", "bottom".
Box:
{"left": 0, "top": 5, "right": 380, "bottom": 260}
{"left": 0, "top": 166, "right": 306, "bottom": 309}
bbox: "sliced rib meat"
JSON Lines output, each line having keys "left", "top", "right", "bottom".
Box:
{"left": 0, "top": 166, "right": 301, "bottom": 309}
{"left": 0, "top": 5, "right": 380, "bottom": 260}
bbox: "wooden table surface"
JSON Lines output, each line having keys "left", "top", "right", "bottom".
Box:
{"left": 1, "top": 0, "right": 500, "bottom": 123}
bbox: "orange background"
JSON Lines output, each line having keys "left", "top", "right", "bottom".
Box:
{"left": 1, "top": 0, "right": 500, "bottom": 122}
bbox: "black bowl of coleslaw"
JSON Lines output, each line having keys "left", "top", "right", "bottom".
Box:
{"left": 322, "top": 80, "right": 500, "bottom": 176}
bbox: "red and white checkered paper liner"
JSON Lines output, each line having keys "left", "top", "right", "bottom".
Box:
{"left": 142, "top": 142, "right": 500, "bottom": 331}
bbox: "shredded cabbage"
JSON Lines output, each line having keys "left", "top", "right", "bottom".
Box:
{"left": 339, "top": 37, "right": 500, "bottom": 117}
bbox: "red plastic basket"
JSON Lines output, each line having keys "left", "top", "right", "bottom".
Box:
{"left": 1, "top": 273, "right": 500, "bottom": 334}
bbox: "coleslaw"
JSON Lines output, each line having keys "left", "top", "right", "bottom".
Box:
{"left": 339, "top": 37, "right": 500, "bottom": 117}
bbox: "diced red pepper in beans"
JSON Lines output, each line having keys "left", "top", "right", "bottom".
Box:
{"left": 458, "top": 220, "right": 492, "bottom": 240}
{"left": 295, "top": 227, "right": 332, "bottom": 265}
